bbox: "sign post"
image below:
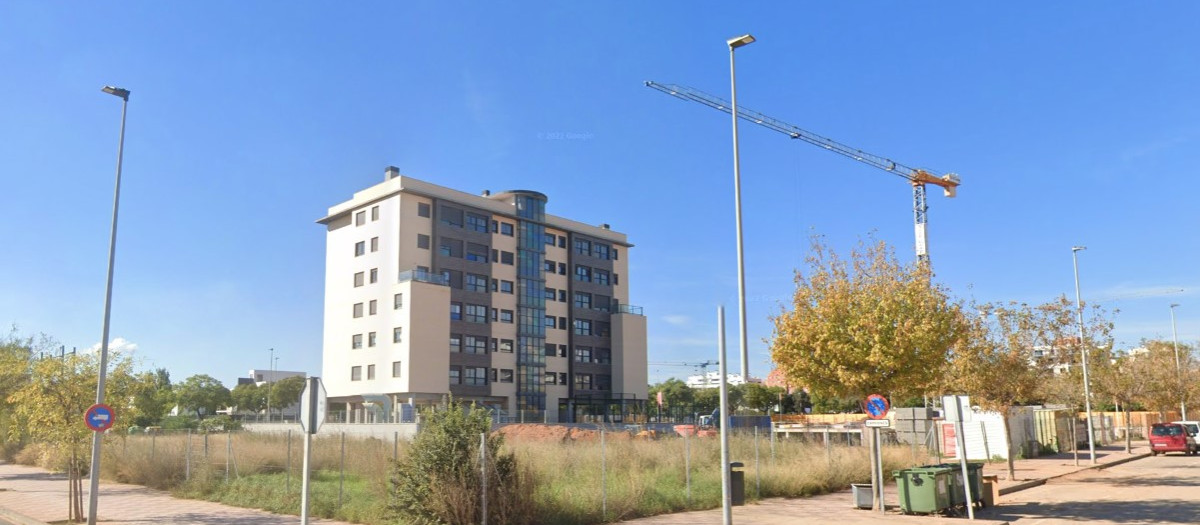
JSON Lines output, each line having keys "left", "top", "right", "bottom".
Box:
{"left": 299, "top": 377, "right": 326, "bottom": 525}
{"left": 864, "top": 394, "right": 890, "bottom": 513}
{"left": 943, "top": 395, "right": 975, "bottom": 520}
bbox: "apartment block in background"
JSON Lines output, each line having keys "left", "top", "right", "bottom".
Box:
{"left": 317, "top": 167, "right": 647, "bottom": 423}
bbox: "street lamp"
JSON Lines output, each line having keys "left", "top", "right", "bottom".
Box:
{"left": 1171, "top": 304, "right": 1185, "bottom": 420}
{"left": 728, "top": 33, "right": 754, "bottom": 383}
{"left": 1071, "top": 246, "right": 1097, "bottom": 464}
{"left": 88, "top": 85, "right": 130, "bottom": 525}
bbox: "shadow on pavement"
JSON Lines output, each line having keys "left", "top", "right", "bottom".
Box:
{"left": 1074, "top": 475, "right": 1200, "bottom": 488}
{"left": 985, "top": 499, "right": 1200, "bottom": 524}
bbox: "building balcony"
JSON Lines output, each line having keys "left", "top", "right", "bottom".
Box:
{"left": 615, "top": 303, "right": 644, "bottom": 316}
{"left": 399, "top": 269, "right": 449, "bottom": 286}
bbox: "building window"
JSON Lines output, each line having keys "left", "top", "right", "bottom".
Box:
{"left": 594, "top": 269, "right": 609, "bottom": 286}
{"left": 574, "top": 292, "right": 592, "bottom": 309}
{"left": 594, "top": 244, "right": 610, "bottom": 259}
{"left": 464, "top": 336, "right": 487, "bottom": 354}
{"left": 500, "top": 309, "right": 514, "bottom": 323}
{"left": 558, "top": 290, "right": 567, "bottom": 302}
{"left": 450, "top": 302, "right": 462, "bottom": 321}
{"left": 545, "top": 372, "right": 557, "bottom": 385}
{"left": 613, "top": 248, "right": 619, "bottom": 260}
{"left": 440, "top": 206, "right": 464, "bottom": 227}
{"left": 355, "top": 211, "right": 366, "bottom": 226}
{"left": 574, "top": 319, "right": 592, "bottom": 336}
{"left": 559, "top": 372, "right": 567, "bottom": 384}
{"left": 466, "top": 243, "right": 488, "bottom": 262}
{"left": 500, "top": 222, "right": 514, "bottom": 236}
{"left": 354, "top": 272, "right": 364, "bottom": 287}
{"left": 369, "top": 300, "right": 377, "bottom": 315}
{"left": 370, "top": 268, "right": 379, "bottom": 284}
{"left": 500, "top": 280, "right": 514, "bottom": 294}
{"left": 367, "top": 364, "right": 376, "bottom": 380}
{"left": 544, "top": 233, "right": 555, "bottom": 245}
{"left": 499, "top": 339, "right": 514, "bottom": 353}
{"left": 449, "top": 335, "right": 462, "bottom": 352}
{"left": 596, "top": 374, "right": 611, "bottom": 390}
{"left": 370, "top": 237, "right": 379, "bottom": 252}
{"left": 595, "top": 348, "right": 611, "bottom": 364}
{"left": 449, "top": 367, "right": 461, "bottom": 385}
{"left": 466, "top": 213, "right": 489, "bottom": 233}
{"left": 575, "top": 373, "right": 592, "bottom": 390}
{"left": 392, "top": 361, "right": 402, "bottom": 378}
{"left": 393, "top": 327, "right": 403, "bottom": 343}
{"left": 371, "top": 206, "right": 379, "bottom": 221}
{"left": 558, "top": 236, "right": 566, "bottom": 248}
{"left": 351, "top": 334, "right": 362, "bottom": 349}
{"left": 351, "top": 366, "right": 362, "bottom": 381}
{"left": 596, "top": 321, "right": 610, "bottom": 337}
{"left": 500, "top": 369, "right": 514, "bottom": 383}
{"left": 558, "top": 263, "right": 567, "bottom": 275}
{"left": 394, "top": 293, "right": 403, "bottom": 309}
{"left": 464, "top": 367, "right": 487, "bottom": 386}
{"left": 500, "top": 251, "right": 514, "bottom": 265}
{"left": 418, "top": 202, "right": 431, "bottom": 218}
{"left": 559, "top": 317, "right": 568, "bottom": 330}
{"left": 353, "top": 303, "right": 363, "bottom": 318}
{"left": 595, "top": 294, "right": 611, "bottom": 312}
{"left": 545, "top": 343, "right": 556, "bottom": 357}
{"left": 575, "top": 346, "right": 592, "bottom": 363}
{"left": 544, "top": 287, "right": 556, "bottom": 301}
{"left": 574, "top": 239, "right": 591, "bottom": 255}
{"left": 417, "top": 234, "right": 430, "bottom": 250}
{"left": 368, "top": 332, "right": 376, "bottom": 347}
{"left": 544, "top": 260, "right": 555, "bottom": 272}
{"left": 559, "top": 345, "right": 568, "bottom": 358}
{"left": 614, "top": 273, "right": 619, "bottom": 285}
{"left": 465, "top": 304, "right": 487, "bottom": 323}
{"left": 545, "top": 315, "right": 556, "bottom": 329}
{"left": 465, "top": 273, "right": 489, "bottom": 293}
{"left": 354, "top": 241, "right": 365, "bottom": 256}
{"left": 575, "top": 265, "right": 591, "bottom": 282}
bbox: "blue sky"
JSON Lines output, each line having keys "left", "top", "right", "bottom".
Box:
{"left": 2, "top": 2, "right": 1198, "bottom": 388}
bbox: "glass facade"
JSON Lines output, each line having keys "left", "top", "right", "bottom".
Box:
{"left": 514, "top": 193, "right": 547, "bottom": 414}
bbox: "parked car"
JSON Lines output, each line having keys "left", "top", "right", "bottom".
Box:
{"left": 1172, "top": 420, "right": 1200, "bottom": 437}
{"left": 1149, "top": 423, "right": 1197, "bottom": 456}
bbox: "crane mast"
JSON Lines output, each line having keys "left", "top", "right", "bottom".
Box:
{"left": 645, "top": 81, "right": 960, "bottom": 264}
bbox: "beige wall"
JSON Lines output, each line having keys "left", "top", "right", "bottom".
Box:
{"left": 612, "top": 312, "right": 648, "bottom": 399}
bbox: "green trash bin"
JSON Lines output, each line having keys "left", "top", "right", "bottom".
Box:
{"left": 892, "top": 466, "right": 953, "bottom": 514}
{"left": 936, "top": 463, "right": 985, "bottom": 507}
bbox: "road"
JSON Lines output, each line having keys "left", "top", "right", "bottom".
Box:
{"left": 980, "top": 453, "right": 1200, "bottom": 524}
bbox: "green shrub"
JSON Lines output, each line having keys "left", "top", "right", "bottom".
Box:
{"left": 388, "top": 400, "right": 534, "bottom": 525}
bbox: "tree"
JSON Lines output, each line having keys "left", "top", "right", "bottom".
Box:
{"left": 230, "top": 382, "right": 266, "bottom": 415}
{"left": 743, "top": 383, "right": 784, "bottom": 415}
{"left": 1093, "top": 345, "right": 1159, "bottom": 453}
{"left": 771, "top": 237, "right": 964, "bottom": 401}
{"left": 6, "top": 345, "right": 136, "bottom": 522}
{"left": 1131, "top": 339, "right": 1199, "bottom": 419}
{"left": 130, "top": 368, "right": 174, "bottom": 427}
{"left": 948, "top": 297, "right": 1111, "bottom": 480}
{"left": 174, "top": 375, "right": 232, "bottom": 420}
{"left": 268, "top": 375, "right": 307, "bottom": 418}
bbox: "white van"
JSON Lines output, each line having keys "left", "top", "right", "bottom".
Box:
{"left": 1171, "top": 420, "right": 1200, "bottom": 437}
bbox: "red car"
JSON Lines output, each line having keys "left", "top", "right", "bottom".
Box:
{"left": 1149, "top": 423, "right": 1197, "bottom": 456}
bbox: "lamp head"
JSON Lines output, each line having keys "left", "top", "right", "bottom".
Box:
{"left": 727, "top": 34, "right": 756, "bottom": 49}
{"left": 1171, "top": 303, "right": 1180, "bottom": 309}
{"left": 101, "top": 86, "right": 130, "bottom": 100}
{"left": 1071, "top": 246, "right": 1086, "bottom": 253}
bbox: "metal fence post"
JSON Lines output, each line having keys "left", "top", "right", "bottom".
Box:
{"left": 185, "top": 429, "right": 191, "bottom": 481}
{"left": 755, "top": 426, "right": 761, "bottom": 499}
{"left": 601, "top": 429, "right": 607, "bottom": 521}
{"left": 393, "top": 431, "right": 399, "bottom": 461}
{"left": 287, "top": 429, "right": 292, "bottom": 493}
{"left": 151, "top": 432, "right": 156, "bottom": 462}
{"left": 685, "top": 431, "right": 691, "bottom": 506}
{"left": 339, "top": 431, "right": 346, "bottom": 509}
{"left": 480, "top": 432, "right": 487, "bottom": 525}
{"left": 225, "top": 431, "right": 231, "bottom": 482}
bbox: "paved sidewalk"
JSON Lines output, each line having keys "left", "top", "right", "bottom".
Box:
{"left": 0, "top": 462, "right": 355, "bottom": 525}
{"left": 619, "top": 441, "right": 1151, "bottom": 525}
{"left": 0, "top": 442, "right": 1150, "bottom": 525}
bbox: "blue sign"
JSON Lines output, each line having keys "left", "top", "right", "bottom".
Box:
{"left": 85, "top": 403, "right": 115, "bottom": 432}
{"left": 864, "top": 394, "right": 889, "bottom": 420}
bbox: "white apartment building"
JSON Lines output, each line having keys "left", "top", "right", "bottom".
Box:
{"left": 317, "top": 167, "right": 647, "bottom": 423}
{"left": 685, "top": 372, "right": 761, "bottom": 389}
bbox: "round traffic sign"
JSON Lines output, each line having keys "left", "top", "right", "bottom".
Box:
{"left": 85, "top": 403, "right": 115, "bottom": 432}
{"left": 864, "top": 394, "right": 889, "bottom": 420}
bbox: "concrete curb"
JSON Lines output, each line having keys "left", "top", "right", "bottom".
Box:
{"left": 0, "top": 506, "right": 50, "bottom": 525}
{"left": 997, "top": 451, "right": 1151, "bottom": 496}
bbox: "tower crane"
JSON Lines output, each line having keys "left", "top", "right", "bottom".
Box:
{"left": 645, "top": 81, "right": 961, "bottom": 264}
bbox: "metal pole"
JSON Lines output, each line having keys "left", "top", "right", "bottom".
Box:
{"left": 601, "top": 429, "right": 607, "bottom": 521}
{"left": 952, "top": 396, "right": 975, "bottom": 520}
{"left": 1171, "top": 304, "right": 1186, "bottom": 420}
{"left": 1071, "top": 246, "right": 1097, "bottom": 463}
{"left": 287, "top": 429, "right": 292, "bottom": 493}
{"left": 754, "top": 426, "right": 761, "bottom": 499}
{"left": 185, "top": 429, "right": 191, "bottom": 481}
{"left": 480, "top": 433, "right": 487, "bottom": 525}
{"left": 717, "top": 305, "right": 732, "bottom": 525}
{"left": 685, "top": 431, "right": 691, "bottom": 506}
{"left": 267, "top": 348, "right": 273, "bottom": 423}
{"left": 300, "top": 430, "right": 312, "bottom": 524}
{"left": 225, "top": 432, "right": 231, "bottom": 482}
{"left": 88, "top": 85, "right": 129, "bottom": 525}
{"left": 875, "top": 427, "right": 885, "bottom": 514}
{"left": 728, "top": 34, "right": 754, "bottom": 382}
{"left": 339, "top": 431, "right": 345, "bottom": 508}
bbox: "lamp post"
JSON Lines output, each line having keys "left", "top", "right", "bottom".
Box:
{"left": 728, "top": 33, "right": 754, "bottom": 383}
{"left": 1071, "top": 246, "right": 1097, "bottom": 464}
{"left": 1171, "top": 304, "right": 1185, "bottom": 420}
{"left": 88, "top": 85, "right": 130, "bottom": 525}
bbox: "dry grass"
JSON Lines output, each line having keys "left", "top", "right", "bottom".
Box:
{"left": 16, "top": 428, "right": 934, "bottom": 525}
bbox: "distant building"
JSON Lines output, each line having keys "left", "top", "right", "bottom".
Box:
{"left": 237, "top": 369, "right": 307, "bottom": 420}
{"left": 317, "top": 167, "right": 647, "bottom": 423}
{"left": 686, "top": 372, "right": 761, "bottom": 389}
